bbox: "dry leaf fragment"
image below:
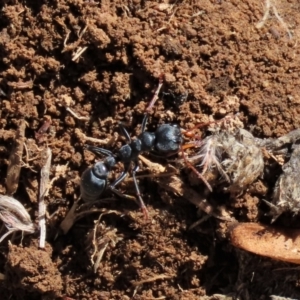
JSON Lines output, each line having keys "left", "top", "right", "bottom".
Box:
{"left": 230, "top": 222, "right": 300, "bottom": 264}
{"left": 0, "top": 194, "right": 35, "bottom": 242}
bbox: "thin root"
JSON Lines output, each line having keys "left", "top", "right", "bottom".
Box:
{"left": 72, "top": 46, "right": 88, "bottom": 61}
{"left": 39, "top": 147, "right": 52, "bottom": 248}
{"left": 75, "top": 128, "right": 116, "bottom": 145}
{"left": 256, "top": 0, "right": 292, "bottom": 39}
{"left": 66, "top": 107, "right": 89, "bottom": 121}
{"left": 131, "top": 274, "right": 174, "bottom": 287}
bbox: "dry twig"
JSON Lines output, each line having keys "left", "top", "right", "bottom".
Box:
{"left": 62, "top": 24, "right": 88, "bottom": 61}
{"left": 90, "top": 211, "right": 123, "bottom": 273}
{"left": 60, "top": 199, "right": 80, "bottom": 234}
{"left": 138, "top": 155, "right": 231, "bottom": 220}
{"left": 75, "top": 128, "right": 116, "bottom": 145}
{"left": 138, "top": 155, "right": 178, "bottom": 178}
{"left": 39, "top": 147, "right": 52, "bottom": 248}
{"left": 131, "top": 274, "right": 174, "bottom": 287}
{"left": 58, "top": 94, "right": 90, "bottom": 121}
{"left": 145, "top": 74, "right": 164, "bottom": 113}
{"left": 7, "top": 80, "right": 33, "bottom": 90}
{"left": 66, "top": 107, "right": 89, "bottom": 120}
{"left": 59, "top": 199, "right": 117, "bottom": 234}
{"left": 72, "top": 46, "right": 88, "bottom": 61}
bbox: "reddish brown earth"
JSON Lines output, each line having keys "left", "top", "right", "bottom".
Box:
{"left": 1, "top": 0, "right": 300, "bottom": 299}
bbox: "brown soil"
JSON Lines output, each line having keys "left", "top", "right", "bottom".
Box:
{"left": 1, "top": 0, "right": 300, "bottom": 299}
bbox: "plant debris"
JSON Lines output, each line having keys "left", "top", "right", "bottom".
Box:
{"left": 6, "top": 119, "right": 26, "bottom": 195}
{"left": 230, "top": 222, "right": 300, "bottom": 265}
{"left": 0, "top": 195, "right": 35, "bottom": 243}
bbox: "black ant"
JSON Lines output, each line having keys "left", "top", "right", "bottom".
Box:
{"left": 80, "top": 74, "right": 182, "bottom": 218}
{"left": 81, "top": 113, "right": 182, "bottom": 218}
{"left": 80, "top": 74, "right": 217, "bottom": 218}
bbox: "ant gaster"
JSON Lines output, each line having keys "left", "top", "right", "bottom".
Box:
{"left": 80, "top": 153, "right": 115, "bottom": 203}
{"left": 80, "top": 112, "right": 183, "bottom": 218}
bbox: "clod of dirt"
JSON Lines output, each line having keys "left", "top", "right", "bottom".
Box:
{"left": 5, "top": 242, "right": 63, "bottom": 298}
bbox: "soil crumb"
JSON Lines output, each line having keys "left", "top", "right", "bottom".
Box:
{"left": 5, "top": 241, "right": 62, "bottom": 298}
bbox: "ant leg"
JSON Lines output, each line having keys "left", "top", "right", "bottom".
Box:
{"left": 181, "top": 141, "right": 202, "bottom": 150}
{"left": 85, "top": 145, "right": 114, "bottom": 157}
{"left": 119, "top": 123, "right": 131, "bottom": 142}
{"left": 108, "top": 163, "right": 132, "bottom": 200}
{"left": 145, "top": 73, "right": 164, "bottom": 113}
{"left": 109, "top": 163, "right": 148, "bottom": 217}
{"left": 141, "top": 74, "right": 164, "bottom": 133}
{"left": 132, "top": 160, "right": 149, "bottom": 219}
{"left": 141, "top": 114, "right": 149, "bottom": 133}
{"left": 183, "top": 122, "right": 211, "bottom": 138}
{"left": 109, "top": 186, "right": 138, "bottom": 202}
{"left": 180, "top": 146, "right": 213, "bottom": 192}
{"left": 110, "top": 163, "right": 130, "bottom": 189}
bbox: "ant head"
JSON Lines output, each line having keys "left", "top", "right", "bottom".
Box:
{"left": 155, "top": 124, "right": 182, "bottom": 153}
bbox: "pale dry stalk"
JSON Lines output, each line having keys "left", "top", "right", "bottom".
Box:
{"left": 62, "top": 24, "right": 88, "bottom": 53}
{"left": 60, "top": 199, "right": 117, "bottom": 234}
{"left": 39, "top": 147, "right": 52, "bottom": 248}
{"left": 131, "top": 274, "right": 174, "bottom": 286}
{"left": 91, "top": 211, "right": 122, "bottom": 273}
{"left": 256, "top": 0, "right": 271, "bottom": 29}
{"left": 66, "top": 107, "right": 89, "bottom": 120}
{"left": 72, "top": 46, "right": 88, "bottom": 61}
{"left": 74, "top": 128, "right": 115, "bottom": 145}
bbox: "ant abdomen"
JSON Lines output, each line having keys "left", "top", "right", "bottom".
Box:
{"left": 80, "top": 162, "right": 109, "bottom": 203}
